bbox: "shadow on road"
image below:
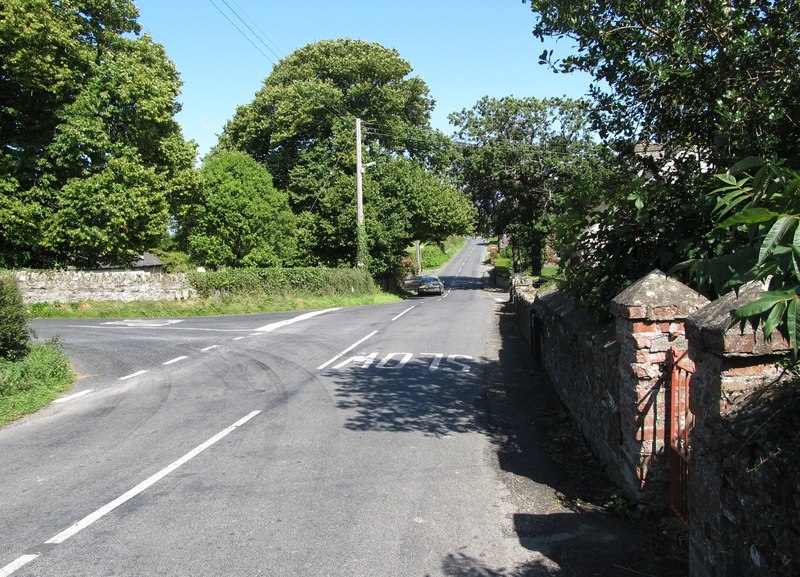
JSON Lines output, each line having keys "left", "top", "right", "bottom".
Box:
{"left": 328, "top": 355, "right": 486, "bottom": 437}
{"left": 325, "top": 292, "right": 688, "bottom": 576}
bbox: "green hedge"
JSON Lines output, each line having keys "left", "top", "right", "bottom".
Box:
{"left": 187, "top": 267, "right": 377, "bottom": 298}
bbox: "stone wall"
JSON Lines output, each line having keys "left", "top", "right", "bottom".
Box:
{"left": 513, "top": 271, "right": 708, "bottom": 505}
{"left": 525, "top": 286, "right": 627, "bottom": 490}
{"left": 16, "top": 270, "right": 195, "bottom": 304}
{"left": 685, "top": 281, "right": 797, "bottom": 577}
{"left": 513, "top": 272, "right": 798, "bottom": 576}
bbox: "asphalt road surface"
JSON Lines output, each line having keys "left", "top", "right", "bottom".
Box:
{"left": 1, "top": 238, "right": 539, "bottom": 577}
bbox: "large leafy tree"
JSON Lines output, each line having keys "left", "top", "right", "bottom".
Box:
{"left": 219, "top": 39, "right": 472, "bottom": 277}
{"left": 0, "top": 1, "right": 197, "bottom": 268}
{"left": 182, "top": 151, "right": 296, "bottom": 269}
{"left": 450, "top": 96, "right": 601, "bottom": 275}
{"left": 523, "top": 0, "right": 800, "bottom": 320}
{"left": 528, "top": 0, "right": 800, "bottom": 167}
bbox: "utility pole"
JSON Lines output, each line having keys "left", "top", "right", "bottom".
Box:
{"left": 355, "top": 117, "right": 367, "bottom": 268}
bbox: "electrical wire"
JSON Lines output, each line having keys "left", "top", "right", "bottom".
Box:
{"left": 206, "top": 0, "right": 278, "bottom": 65}
{"left": 205, "top": 0, "right": 352, "bottom": 122}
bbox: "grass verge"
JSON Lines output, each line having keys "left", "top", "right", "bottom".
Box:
{"left": 28, "top": 292, "right": 403, "bottom": 319}
{"left": 0, "top": 338, "right": 74, "bottom": 425}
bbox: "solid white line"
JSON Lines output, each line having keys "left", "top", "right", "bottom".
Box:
{"left": 119, "top": 370, "right": 147, "bottom": 381}
{"left": 54, "top": 390, "right": 93, "bottom": 404}
{"left": 200, "top": 345, "right": 218, "bottom": 352}
{"left": 46, "top": 410, "right": 261, "bottom": 545}
{"left": 162, "top": 356, "right": 188, "bottom": 365}
{"left": 391, "top": 306, "right": 415, "bottom": 321}
{"left": 0, "top": 554, "right": 39, "bottom": 577}
{"left": 255, "top": 308, "right": 340, "bottom": 332}
{"left": 317, "top": 331, "right": 379, "bottom": 370}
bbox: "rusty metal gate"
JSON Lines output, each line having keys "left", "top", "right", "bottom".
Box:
{"left": 669, "top": 348, "right": 695, "bottom": 524}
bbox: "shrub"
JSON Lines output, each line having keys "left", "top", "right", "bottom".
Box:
{"left": 0, "top": 273, "right": 31, "bottom": 361}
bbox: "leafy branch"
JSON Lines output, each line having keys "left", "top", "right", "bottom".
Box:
{"left": 700, "top": 158, "right": 800, "bottom": 359}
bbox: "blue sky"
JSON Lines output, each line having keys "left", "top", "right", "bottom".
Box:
{"left": 134, "top": 0, "right": 593, "bottom": 158}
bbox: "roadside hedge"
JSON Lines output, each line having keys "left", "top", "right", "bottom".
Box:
{"left": 187, "top": 267, "right": 377, "bottom": 298}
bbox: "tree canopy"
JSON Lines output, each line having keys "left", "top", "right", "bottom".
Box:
{"left": 528, "top": 0, "right": 800, "bottom": 167}
{"left": 218, "top": 39, "right": 474, "bottom": 277}
{"left": 182, "top": 151, "right": 296, "bottom": 269}
{"left": 0, "top": 0, "right": 197, "bottom": 268}
{"left": 450, "top": 96, "right": 601, "bottom": 275}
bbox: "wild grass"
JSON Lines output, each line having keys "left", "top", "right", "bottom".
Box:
{"left": 28, "top": 292, "right": 403, "bottom": 319}
{"left": 0, "top": 338, "right": 74, "bottom": 425}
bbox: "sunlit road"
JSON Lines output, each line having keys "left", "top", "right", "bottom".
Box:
{"left": 0, "top": 238, "right": 532, "bottom": 576}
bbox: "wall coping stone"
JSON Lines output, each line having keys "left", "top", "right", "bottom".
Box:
{"left": 686, "top": 280, "right": 791, "bottom": 357}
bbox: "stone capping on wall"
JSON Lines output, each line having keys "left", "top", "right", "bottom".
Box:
{"left": 15, "top": 270, "right": 196, "bottom": 304}
{"left": 686, "top": 279, "right": 792, "bottom": 357}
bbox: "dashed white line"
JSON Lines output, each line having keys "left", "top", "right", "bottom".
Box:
{"left": 200, "top": 345, "right": 219, "bottom": 352}
{"left": 233, "top": 336, "right": 246, "bottom": 341}
{"left": 118, "top": 370, "right": 147, "bottom": 381}
{"left": 162, "top": 356, "right": 188, "bottom": 365}
{"left": 317, "top": 331, "right": 379, "bottom": 370}
{"left": 45, "top": 410, "right": 261, "bottom": 546}
{"left": 54, "top": 390, "right": 93, "bottom": 404}
{"left": 391, "top": 306, "right": 415, "bottom": 321}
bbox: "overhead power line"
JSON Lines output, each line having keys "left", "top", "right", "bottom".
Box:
{"left": 206, "top": 0, "right": 277, "bottom": 65}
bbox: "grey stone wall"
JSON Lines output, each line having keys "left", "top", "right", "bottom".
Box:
{"left": 516, "top": 284, "right": 628, "bottom": 492}
{"left": 16, "top": 270, "right": 195, "bottom": 304}
{"left": 686, "top": 281, "right": 796, "bottom": 577}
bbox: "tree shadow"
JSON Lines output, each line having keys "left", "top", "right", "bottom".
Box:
{"left": 326, "top": 354, "right": 489, "bottom": 436}
{"left": 324, "top": 289, "right": 688, "bottom": 576}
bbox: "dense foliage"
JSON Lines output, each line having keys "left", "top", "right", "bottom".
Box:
{"left": 685, "top": 159, "right": 800, "bottom": 357}
{"left": 219, "top": 39, "right": 474, "bottom": 278}
{"left": 450, "top": 96, "right": 604, "bottom": 275}
{"left": 528, "top": 0, "right": 800, "bottom": 167}
{"left": 179, "top": 151, "right": 296, "bottom": 268}
{"left": 0, "top": 0, "right": 198, "bottom": 268}
{"left": 522, "top": 0, "right": 800, "bottom": 327}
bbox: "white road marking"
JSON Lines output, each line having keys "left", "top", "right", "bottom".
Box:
{"left": 317, "top": 331, "right": 378, "bottom": 370}
{"left": 0, "top": 554, "right": 39, "bottom": 577}
{"left": 101, "top": 319, "right": 183, "bottom": 327}
{"left": 46, "top": 410, "right": 261, "bottom": 546}
{"left": 118, "top": 370, "right": 147, "bottom": 381}
{"left": 54, "top": 390, "right": 93, "bottom": 404}
{"left": 162, "top": 356, "right": 188, "bottom": 365}
{"left": 200, "top": 345, "right": 219, "bottom": 352}
{"left": 391, "top": 306, "right": 415, "bottom": 321}
{"left": 333, "top": 352, "right": 378, "bottom": 369}
{"left": 255, "top": 308, "right": 340, "bottom": 332}
{"left": 233, "top": 336, "right": 246, "bottom": 341}
{"left": 375, "top": 352, "right": 413, "bottom": 369}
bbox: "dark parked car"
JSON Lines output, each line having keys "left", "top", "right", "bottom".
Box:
{"left": 417, "top": 275, "right": 444, "bottom": 296}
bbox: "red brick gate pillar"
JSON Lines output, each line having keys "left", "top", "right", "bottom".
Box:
{"left": 610, "top": 270, "right": 709, "bottom": 506}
